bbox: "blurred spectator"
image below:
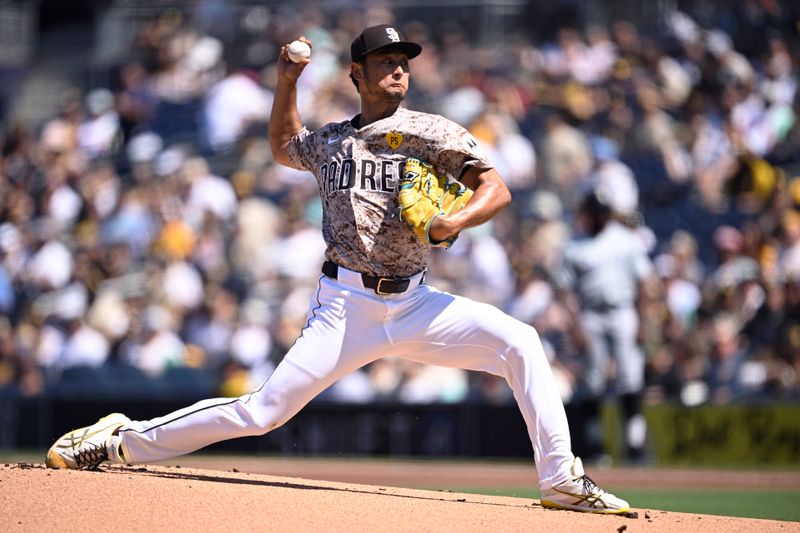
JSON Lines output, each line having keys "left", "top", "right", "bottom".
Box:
{"left": 122, "top": 304, "right": 187, "bottom": 377}
{"left": 518, "top": 190, "right": 569, "bottom": 278}
{"left": 78, "top": 88, "right": 121, "bottom": 160}
{"left": 202, "top": 68, "right": 273, "bottom": 152}
{"left": 437, "top": 222, "right": 514, "bottom": 308}
{"left": 183, "top": 288, "right": 238, "bottom": 370}
{"left": 653, "top": 253, "right": 701, "bottom": 330}
{"left": 116, "top": 62, "right": 157, "bottom": 141}
{"left": 0, "top": 316, "right": 43, "bottom": 397}
{"left": 59, "top": 319, "right": 111, "bottom": 370}
{"left": 229, "top": 298, "right": 274, "bottom": 378}
{"left": 705, "top": 313, "right": 750, "bottom": 402}
{"left": 184, "top": 156, "right": 238, "bottom": 224}
{"left": 538, "top": 111, "right": 592, "bottom": 201}
{"left": 161, "top": 259, "right": 205, "bottom": 311}
{"left": 0, "top": 262, "right": 14, "bottom": 315}
{"left": 705, "top": 225, "right": 763, "bottom": 325}
{"left": 397, "top": 363, "right": 469, "bottom": 404}
{"left": 26, "top": 234, "right": 74, "bottom": 291}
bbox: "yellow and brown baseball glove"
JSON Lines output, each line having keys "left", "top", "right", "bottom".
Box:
{"left": 398, "top": 158, "right": 473, "bottom": 248}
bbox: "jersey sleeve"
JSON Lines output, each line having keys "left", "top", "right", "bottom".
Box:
{"left": 434, "top": 120, "right": 493, "bottom": 179}
{"left": 286, "top": 126, "right": 317, "bottom": 171}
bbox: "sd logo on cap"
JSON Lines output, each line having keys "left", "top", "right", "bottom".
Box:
{"left": 350, "top": 24, "right": 422, "bottom": 62}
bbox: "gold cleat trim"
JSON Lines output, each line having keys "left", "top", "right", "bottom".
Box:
{"left": 45, "top": 449, "right": 67, "bottom": 469}
{"left": 540, "top": 499, "right": 631, "bottom": 515}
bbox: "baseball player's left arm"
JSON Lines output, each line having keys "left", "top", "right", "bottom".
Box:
{"left": 428, "top": 166, "right": 511, "bottom": 243}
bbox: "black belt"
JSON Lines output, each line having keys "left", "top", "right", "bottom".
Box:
{"left": 322, "top": 260, "right": 423, "bottom": 295}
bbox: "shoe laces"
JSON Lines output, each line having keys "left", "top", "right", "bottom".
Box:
{"left": 74, "top": 442, "right": 108, "bottom": 470}
{"left": 577, "top": 473, "right": 605, "bottom": 496}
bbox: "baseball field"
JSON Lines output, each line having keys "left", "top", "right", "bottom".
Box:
{"left": 2, "top": 453, "right": 798, "bottom": 532}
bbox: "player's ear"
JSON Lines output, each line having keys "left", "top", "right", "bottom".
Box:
{"left": 351, "top": 62, "right": 364, "bottom": 82}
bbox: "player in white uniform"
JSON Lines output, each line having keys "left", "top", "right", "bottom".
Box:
{"left": 45, "top": 24, "right": 630, "bottom": 514}
{"left": 558, "top": 188, "right": 655, "bottom": 464}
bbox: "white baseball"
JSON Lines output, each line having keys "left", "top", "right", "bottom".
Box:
{"left": 287, "top": 40, "right": 311, "bottom": 63}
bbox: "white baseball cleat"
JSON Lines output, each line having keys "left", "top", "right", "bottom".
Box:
{"left": 45, "top": 413, "right": 130, "bottom": 470}
{"left": 540, "top": 457, "right": 631, "bottom": 514}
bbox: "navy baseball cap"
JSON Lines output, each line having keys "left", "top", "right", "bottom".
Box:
{"left": 350, "top": 24, "right": 422, "bottom": 62}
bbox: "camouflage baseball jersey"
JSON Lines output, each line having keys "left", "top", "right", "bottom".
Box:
{"left": 287, "top": 106, "right": 492, "bottom": 277}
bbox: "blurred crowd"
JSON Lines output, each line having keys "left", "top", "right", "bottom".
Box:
{"left": 0, "top": 1, "right": 799, "bottom": 407}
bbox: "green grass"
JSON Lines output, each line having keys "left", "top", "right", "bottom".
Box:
{"left": 612, "top": 489, "right": 800, "bottom": 523}
{"left": 450, "top": 486, "right": 800, "bottom": 523}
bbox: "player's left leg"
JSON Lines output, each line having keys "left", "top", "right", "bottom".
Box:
{"left": 386, "top": 285, "right": 629, "bottom": 513}
{"left": 574, "top": 309, "right": 611, "bottom": 464}
{"left": 607, "top": 307, "right": 648, "bottom": 463}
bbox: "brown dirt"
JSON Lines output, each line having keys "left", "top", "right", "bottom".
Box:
{"left": 1, "top": 461, "right": 798, "bottom": 533}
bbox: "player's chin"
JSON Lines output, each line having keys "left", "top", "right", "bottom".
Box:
{"left": 385, "top": 88, "right": 406, "bottom": 102}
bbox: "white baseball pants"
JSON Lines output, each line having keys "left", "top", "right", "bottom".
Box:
{"left": 580, "top": 307, "right": 645, "bottom": 396}
{"left": 118, "top": 265, "right": 575, "bottom": 490}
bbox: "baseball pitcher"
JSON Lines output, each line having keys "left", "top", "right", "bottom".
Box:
{"left": 45, "top": 24, "right": 630, "bottom": 514}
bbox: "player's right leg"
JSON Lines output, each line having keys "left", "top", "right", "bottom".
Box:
{"left": 45, "top": 274, "right": 387, "bottom": 469}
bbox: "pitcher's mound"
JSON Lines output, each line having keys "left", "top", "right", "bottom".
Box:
{"left": 0, "top": 463, "right": 789, "bottom": 532}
